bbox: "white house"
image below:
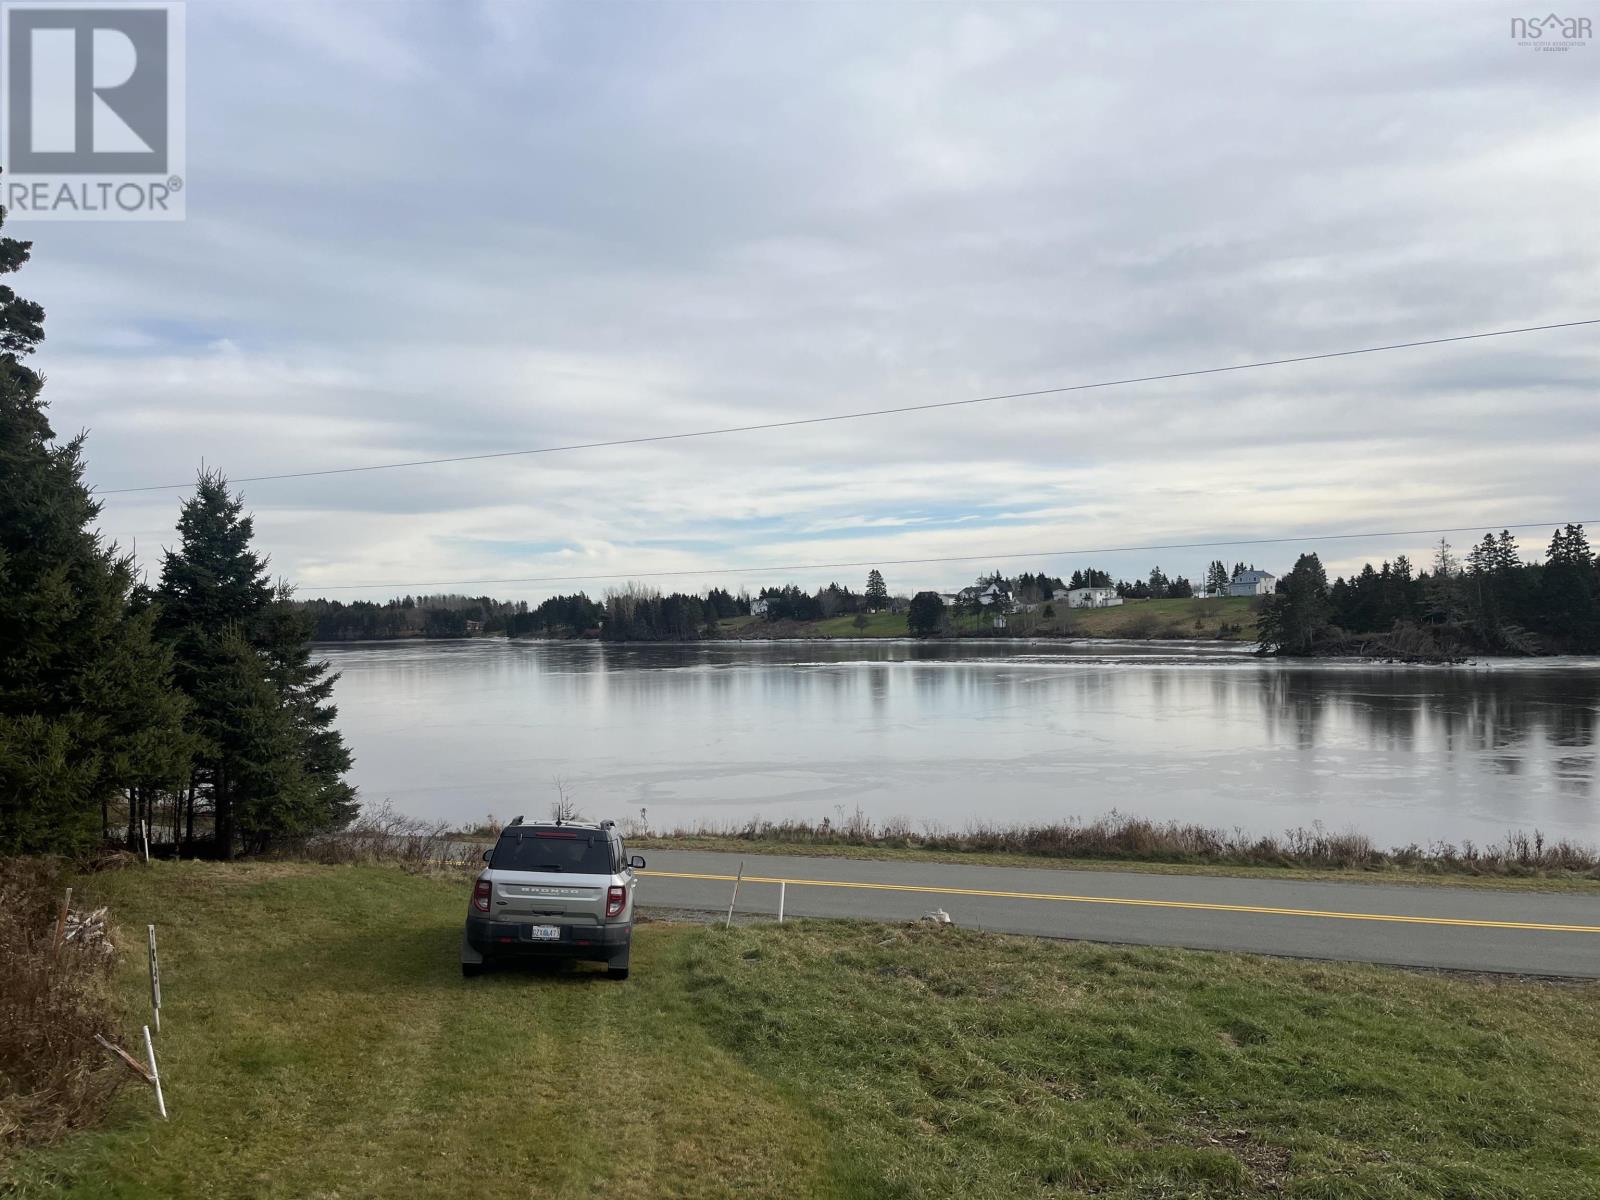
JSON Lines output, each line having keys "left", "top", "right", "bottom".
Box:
{"left": 750, "top": 597, "right": 769, "bottom": 616}
{"left": 951, "top": 583, "right": 1015, "bottom": 610}
{"left": 976, "top": 583, "right": 1011, "bottom": 608}
{"left": 1228, "top": 569, "right": 1276, "bottom": 597}
{"left": 1064, "top": 586, "right": 1122, "bottom": 608}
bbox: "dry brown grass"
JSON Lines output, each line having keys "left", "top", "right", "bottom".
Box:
{"left": 294, "top": 802, "right": 469, "bottom": 872}
{"left": 0, "top": 858, "right": 128, "bottom": 1152}
{"left": 639, "top": 808, "right": 1600, "bottom": 881}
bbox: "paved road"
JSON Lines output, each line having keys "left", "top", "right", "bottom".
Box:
{"left": 635, "top": 850, "right": 1600, "bottom": 977}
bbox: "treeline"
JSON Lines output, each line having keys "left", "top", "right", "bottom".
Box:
{"left": 602, "top": 587, "right": 746, "bottom": 641}
{"left": 1115, "top": 568, "right": 1194, "bottom": 601}
{"left": 507, "top": 593, "right": 604, "bottom": 637}
{"left": 294, "top": 593, "right": 531, "bottom": 640}
{"left": 755, "top": 581, "right": 889, "bottom": 621}
{"left": 1259, "top": 528, "right": 1600, "bottom": 657}
{"left": 0, "top": 218, "right": 355, "bottom": 858}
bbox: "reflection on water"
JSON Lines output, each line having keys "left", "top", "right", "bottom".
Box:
{"left": 319, "top": 639, "right": 1600, "bottom": 847}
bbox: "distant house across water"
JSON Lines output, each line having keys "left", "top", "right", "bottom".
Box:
{"left": 1228, "top": 569, "right": 1276, "bottom": 597}
{"left": 1063, "top": 586, "right": 1121, "bottom": 608}
{"left": 750, "top": 597, "right": 769, "bottom": 616}
{"left": 947, "top": 582, "right": 1014, "bottom": 609}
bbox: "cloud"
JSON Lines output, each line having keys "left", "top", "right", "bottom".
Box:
{"left": 16, "top": 1, "right": 1597, "bottom": 602}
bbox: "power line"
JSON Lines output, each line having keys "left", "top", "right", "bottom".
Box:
{"left": 99, "top": 319, "right": 1600, "bottom": 496}
{"left": 300, "top": 519, "right": 1592, "bottom": 591}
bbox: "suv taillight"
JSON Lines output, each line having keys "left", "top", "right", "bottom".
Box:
{"left": 472, "top": 878, "right": 491, "bottom": 913}
{"left": 606, "top": 885, "right": 625, "bottom": 918}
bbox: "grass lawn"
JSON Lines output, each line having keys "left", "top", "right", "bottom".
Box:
{"left": 809, "top": 611, "right": 910, "bottom": 637}
{"left": 1061, "top": 596, "right": 1258, "bottom": 640}
{"left": 8, "top": 863, "right": 1599, "bottom": 1198}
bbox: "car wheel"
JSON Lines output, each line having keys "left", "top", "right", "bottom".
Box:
{"left": 462, "top": 961, "right": 485, "bottom": 978}
{"left": 606, "top": 966, "right": 629, "bottom": 981}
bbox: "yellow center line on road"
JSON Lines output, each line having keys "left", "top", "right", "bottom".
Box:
{"left": 637, "top": 869, "right": 1600, "bottom": 934}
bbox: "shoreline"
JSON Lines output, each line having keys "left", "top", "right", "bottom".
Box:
{"left": 313, "top": 634, "right": 1600, "bottom": 669}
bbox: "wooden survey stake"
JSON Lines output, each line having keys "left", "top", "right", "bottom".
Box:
{"left": 147, "top": 924, "right": 162, "bottom": 1033}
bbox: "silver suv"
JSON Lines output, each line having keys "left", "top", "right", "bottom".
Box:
{"left": 461, "top": 818, "right": 645, "bottom": 979}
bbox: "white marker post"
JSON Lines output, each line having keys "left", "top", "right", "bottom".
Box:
{"left": 147, "top": 925, "right": 162, "bottom": 1034}
{"left": 778, "top": 880, "right": 786, "bottom": 924}
{"left": 724, "top": 860, "right": 745, "bottom": 929}
{"left": 141, "top": 820, "right": 151, "bottom": 865}
{"left": 142, "top": 1025, "right": 167, "bottom": 1119}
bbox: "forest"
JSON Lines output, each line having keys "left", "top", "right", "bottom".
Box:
{"left": 1258, "top": 530, "right": 1600, "bottom": 657}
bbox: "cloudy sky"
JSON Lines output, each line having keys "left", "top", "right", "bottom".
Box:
{"left": 24, "top": 1, "right": 1600, "bottom": 602}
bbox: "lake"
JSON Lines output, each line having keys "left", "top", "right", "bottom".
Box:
{"left": 318, "top": 639, "right": 1600, "bottom": 849}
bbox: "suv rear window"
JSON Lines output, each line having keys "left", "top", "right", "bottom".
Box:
{"left": 490, "top": 831, "right": 613, "bottom": 874}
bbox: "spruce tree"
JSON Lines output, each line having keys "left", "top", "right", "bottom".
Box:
{"left": 1255, "top": 554, "right": 1331, "bottom": 654}
{"left": 865, "top": 569, "right": 888, "bottom": 612}
{"left": 157, "top": 474, "right": 273, "bottom": 855}
{"left": 157, "top": 474, "right": 355, "bottom": 855}
{"left": 257, "top": 589, "right": 358, "bottom": 840}
{"left": 1538, "top": 524, "right": 1599, "bottom": 652}
{"left": 0, "top": 213, "right": 190, "bottom": 855}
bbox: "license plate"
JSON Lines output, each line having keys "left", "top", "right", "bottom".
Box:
{"left": 527, "top": 925, "right": 561, "bottom": 942}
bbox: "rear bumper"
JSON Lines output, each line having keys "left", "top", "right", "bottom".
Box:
{"left": 465, "top": 916, "right": 630, "bottom": 961}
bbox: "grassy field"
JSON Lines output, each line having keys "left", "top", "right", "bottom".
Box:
{"left": 715, "top": 597, "right": 1258, "bottom": 641}
{"left": 8, "top": 863, "right": 1599, "bottom": 1199}
{"left": 809, "top": 610, "right": 916, "bottom": 637}
{"left": 1063, "top": 596, "right": 1258, "bottom": 640}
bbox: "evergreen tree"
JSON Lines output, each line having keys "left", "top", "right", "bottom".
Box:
{"left": 1421, "top": 538, "right": 1463, "bottom": 624}
{"left": 197, "top": 628, "right": 308, "bottom": 856}
{"left": 1538, "top": 524, "right": 1599, "bottom": 651}
{"left": 157, "top": 474, "right": 274, "bottom": 856}
{"left": 865, "top": 569, "right": 888, "bottom": 611}
{"left": 157, "top": 475, "right": 355, "bottom": 855}
{"left": 907, "top": 592, "right": 945, "bottom": 637}
{"left": 1386, "top": 554, "right": 1419, "bottom": 624}
{"left": 1256, "top": 554, "right": 1331, "bottom": 654}
{"left": 0, "top": 213, "right": 190, "bottom": 855}
{"left": 257, "top": 589, "right": 357, "bottom": 841}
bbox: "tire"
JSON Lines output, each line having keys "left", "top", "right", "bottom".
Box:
{"left": 606, "top": 948, "right": 630, "bottom": 981}
{"left": 460, "top": 928, "right": 486, "bottom": 978}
